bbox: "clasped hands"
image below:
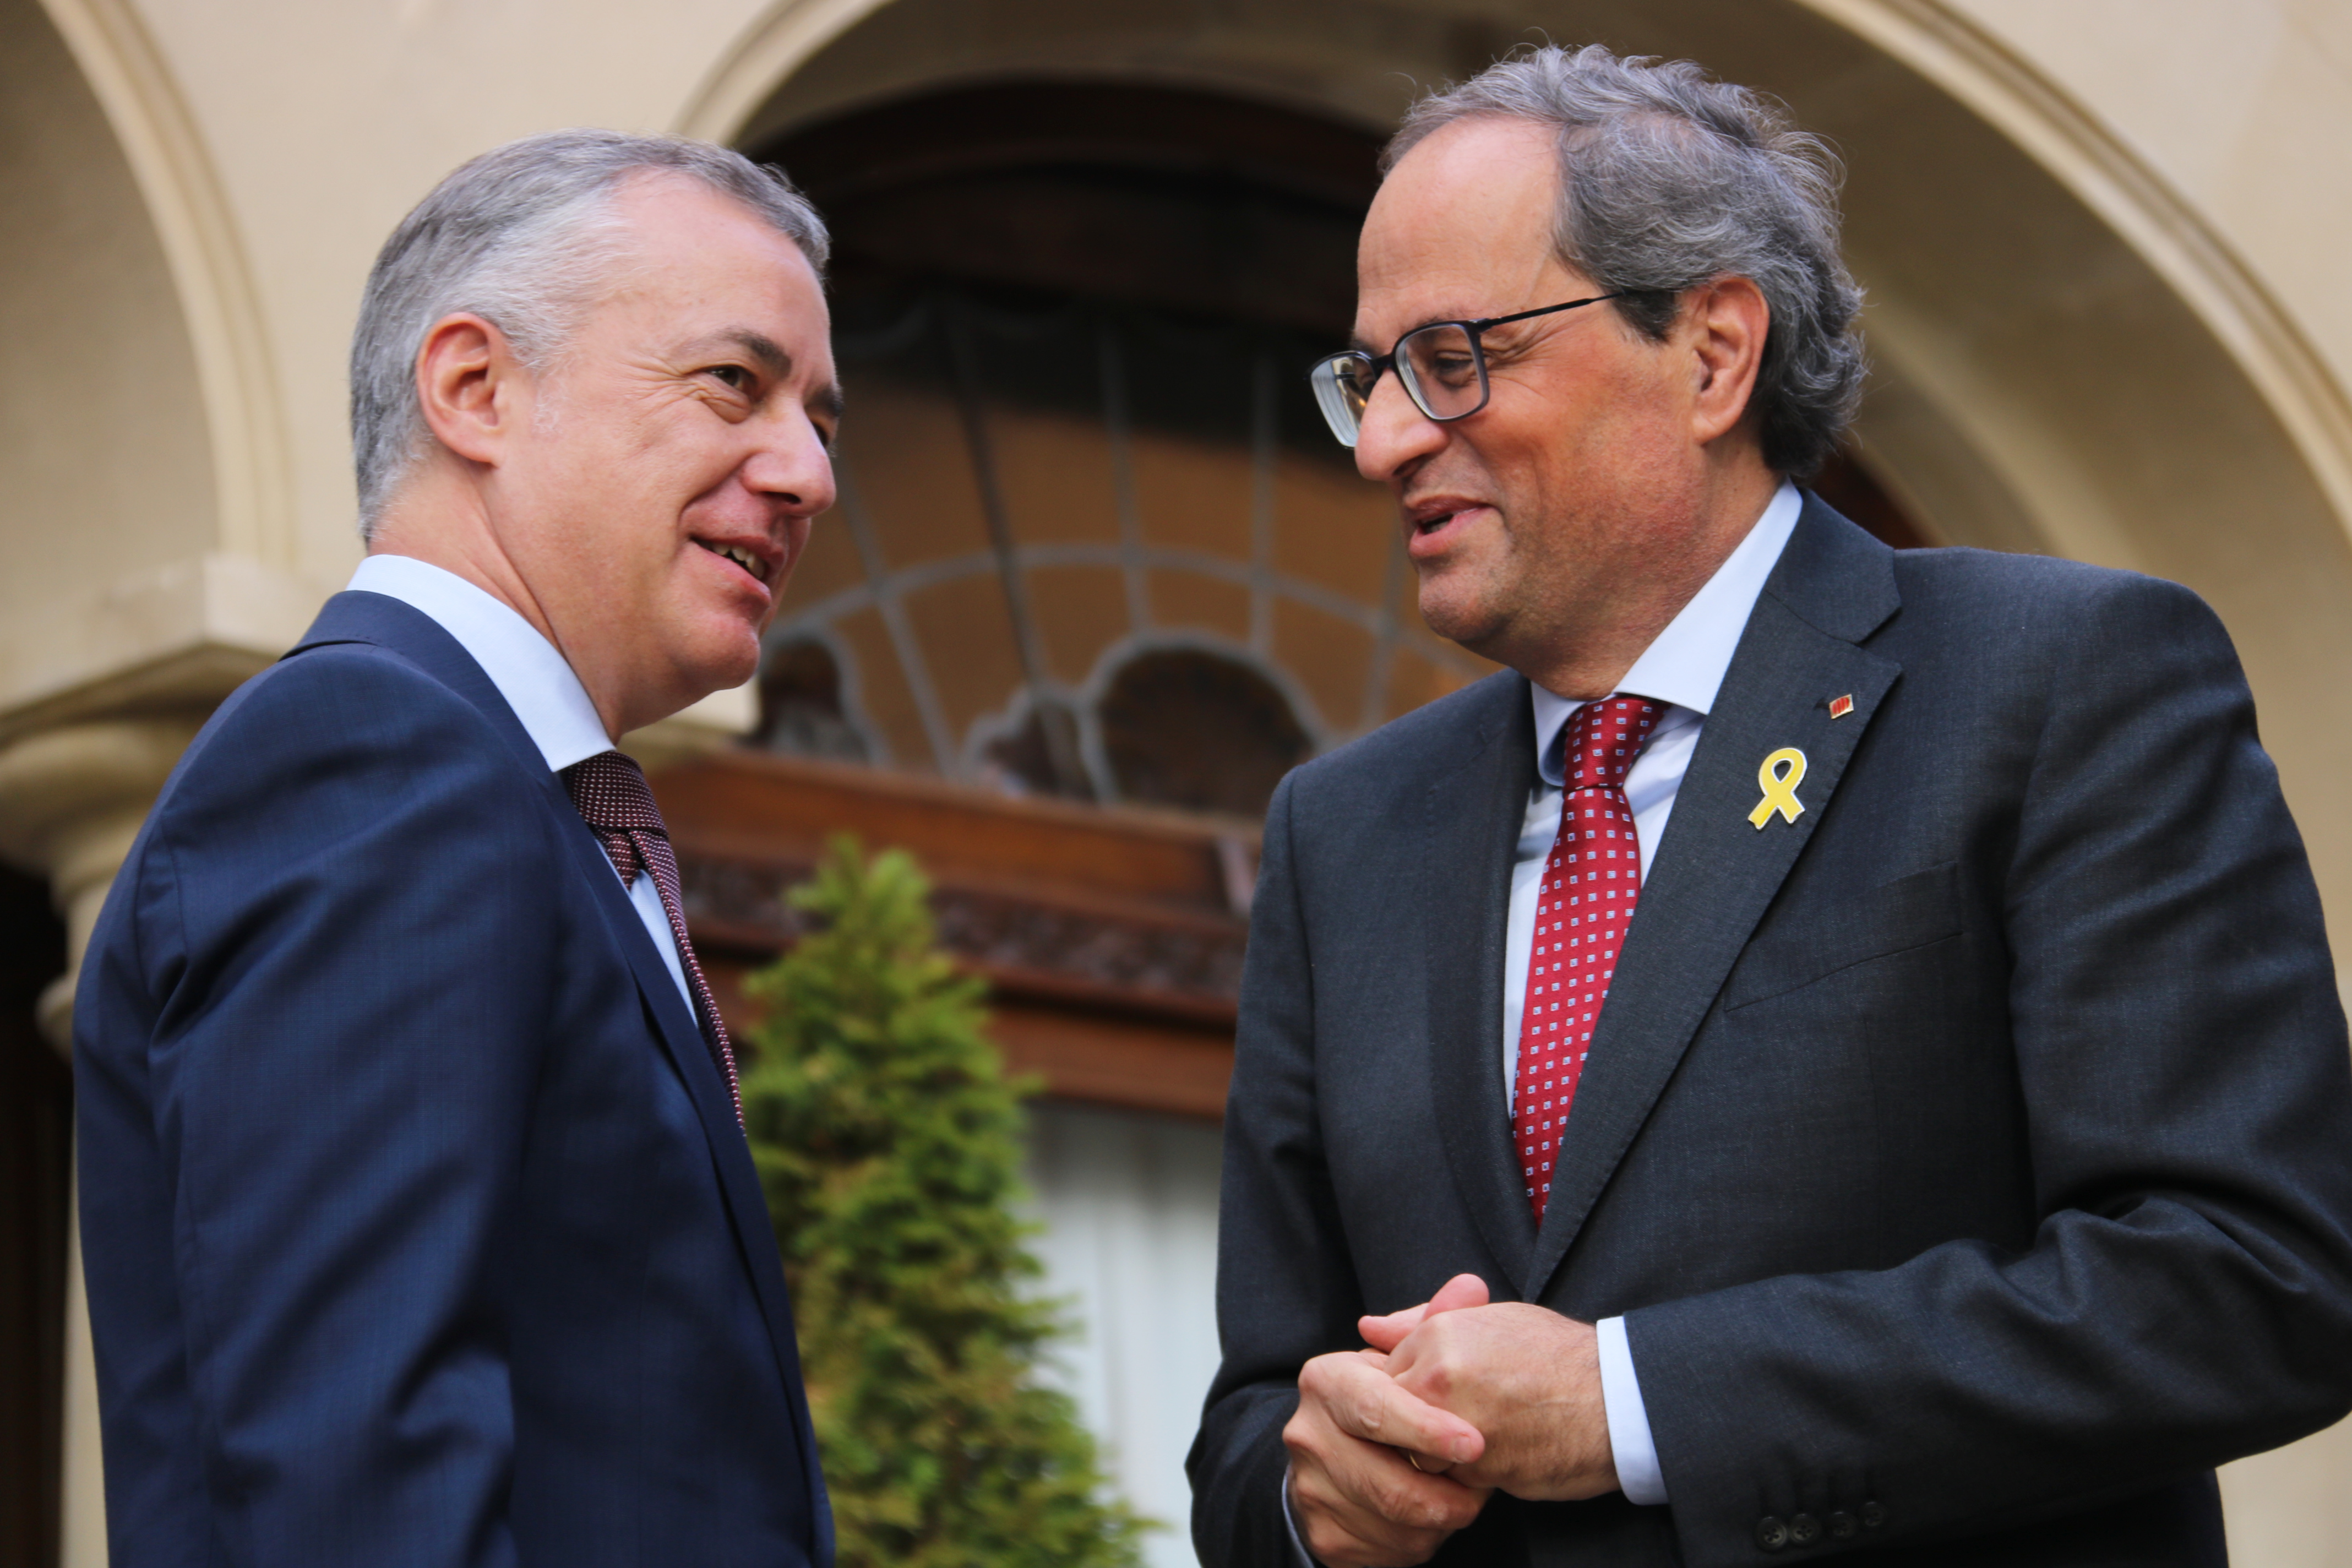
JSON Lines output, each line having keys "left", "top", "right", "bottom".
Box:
{"left": 1281, "top": 1274, "right": 1619, "bottom": 1568}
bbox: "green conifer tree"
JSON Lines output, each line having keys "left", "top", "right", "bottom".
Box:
{"left": 739, "top": 837, "right": 1150, "bottom": 1568}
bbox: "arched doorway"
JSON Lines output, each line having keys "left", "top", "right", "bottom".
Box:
{"left": 0, "top": 0, "right": 217, "bottom": 734}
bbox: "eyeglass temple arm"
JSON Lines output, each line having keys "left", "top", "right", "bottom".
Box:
{"left": 1465, "top": 291, "right": 1641, "bottom": 334}
{"left": 1307, "top": 288, "right": 1655, "bottom": 382}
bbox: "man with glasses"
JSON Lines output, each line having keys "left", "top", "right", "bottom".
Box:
{"left": 1191, "top": 44, "right": 2352, "bottom": 1568}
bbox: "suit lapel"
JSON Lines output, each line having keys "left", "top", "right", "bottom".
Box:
{"left": 556, "top": 824, "right": 818, "bottom": 1407}
{"left": 1424, "top": 677, "right": 1543, "bottom": 1296}
{"left": 554, "top": 789, "right": 827, "bottom": 1548}
{"left": 290, "top": 592, "right": 815, "bottom": 1409}
{"left": 1526, "top": 500, "right": 1904, "bottom": 1300}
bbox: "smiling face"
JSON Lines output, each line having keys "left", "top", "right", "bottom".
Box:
{"left": 1354, "top": 117, "right": 1771, "bottom": 694}
{"left": 470, "top": 175, "right": 839, "bottom": 734}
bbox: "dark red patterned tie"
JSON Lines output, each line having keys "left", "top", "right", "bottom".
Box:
{"left": 1512, "top": 697, "right": 1659, "bottom": 1222}
{"left": 562, "top": 750, "right": 743, "bottom": 1130}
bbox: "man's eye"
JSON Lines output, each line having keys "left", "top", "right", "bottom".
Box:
{"left": 706, "top": 364, "right": 753, "bottom": 390}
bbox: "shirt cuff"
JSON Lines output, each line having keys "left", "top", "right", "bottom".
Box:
{"left": 1597, "top": 1315, "right": 1669, "bottom": 1505}
{"left": 1279, "top": 1462, "right": 1320, "bottom": 1566}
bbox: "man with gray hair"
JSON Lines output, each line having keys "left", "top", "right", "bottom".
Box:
{"left": 76, "top": 129, "right": 840, "bottom": 1566}
{"left": 1192, "top": 44, "right": 2352, "bottom": 1568}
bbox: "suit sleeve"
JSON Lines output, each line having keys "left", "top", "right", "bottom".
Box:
{"left": 1189, "top": 772, "right": 1364, "bottom": 1567}
{"left": 129, "top": 649, "right": 563, "bottom": 1567}
{"left": 1631, "top": 574, "right": 2352, "bottom": 1563}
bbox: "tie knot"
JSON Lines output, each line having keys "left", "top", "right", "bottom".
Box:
{"left": 562, "top": 749, "right": 667, "bottom": 838}
{"left": 1564, "top": 696, "right": 1660, "bottom": 793}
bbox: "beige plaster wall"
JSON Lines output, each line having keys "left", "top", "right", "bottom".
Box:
{"left": 0, "top": 0, "right": 213, "bottom": 721}
{"left": 1947, "top": 0, "right": 2352, "bottom": 462}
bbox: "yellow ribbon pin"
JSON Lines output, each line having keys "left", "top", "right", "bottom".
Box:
{"left": 1748, "top": 748, "right": 1807, "bottom": 829}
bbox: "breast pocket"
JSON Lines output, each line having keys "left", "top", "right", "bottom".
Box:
{"left": 1721, "top": 861, "right": 1965, "bottom": 1012}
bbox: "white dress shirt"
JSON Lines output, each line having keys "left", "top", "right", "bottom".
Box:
{"left": 346, "top": 554, "right": 693, "bottom": 1009}
{"left": 1280, "top": 484, "right": 1803, "bottom": 1557}
{"left": 1507, "top": 480, "right": 1804, "bottom": 1506}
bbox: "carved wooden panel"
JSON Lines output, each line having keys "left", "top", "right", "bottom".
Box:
{"left": 664, "top": 750, "right": 1243, "bottom": 1119}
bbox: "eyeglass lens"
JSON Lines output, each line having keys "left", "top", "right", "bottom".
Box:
{"left": 1309, "top": 322, "right": 1491, "bottom": 447}
{"left": 1398, "top": 324, "right": 1487, "bottom": 421}
{"left": 1309, "top": 357, "right": 1373, "bottom": 448}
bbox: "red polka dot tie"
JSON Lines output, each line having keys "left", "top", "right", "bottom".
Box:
{"left": 562, "top": 750, "right": 743, "bottom": 1130}
{"left": 1512, "top": 697, "right": 1659, "bottom": 1223}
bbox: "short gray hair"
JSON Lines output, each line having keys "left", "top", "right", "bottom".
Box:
{"left": 349, "top": 128, "right": 830, "bottom": 535}
{"left": 1385, "top": 45, "right": 1864, "bottom": 478}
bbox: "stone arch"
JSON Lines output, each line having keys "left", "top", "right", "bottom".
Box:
{"left": 32, "top": 0, "right": 291, "bottom": 567}
{"left": 0, "top": 0, "right": 221, "bottom": 739}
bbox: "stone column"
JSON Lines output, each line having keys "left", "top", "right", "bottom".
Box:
{"left": 0, "top": 717, "right": 202, "bottom": 1568}
{"left": 60, "top": 1163, "right": 106, "bottom": 1568}
{"left": 0, "top": 719, "right": 200, "bottom": 1048}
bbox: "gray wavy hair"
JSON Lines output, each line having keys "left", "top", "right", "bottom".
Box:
{"left": 349, "top": 128, "right": 830, "bottom": 537}
{"left": 1385, "top": 45, "right": 1864, "bottom": 478}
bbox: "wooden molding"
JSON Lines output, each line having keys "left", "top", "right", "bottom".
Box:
{"left": 665, "top": 748, "right": 1243, "bottom": 1119}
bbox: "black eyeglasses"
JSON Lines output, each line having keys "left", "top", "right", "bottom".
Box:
{"left": 1308, "top": 293, "right": 1640, "bottom": 448}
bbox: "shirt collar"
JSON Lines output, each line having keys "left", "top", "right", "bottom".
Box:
{"left": 346, "top": 554, "right": 613, "bottom": 772}
{"left": 1529, "top": 479, "right": 1805, "bottom": 781}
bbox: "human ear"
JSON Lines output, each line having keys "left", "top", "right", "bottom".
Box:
{"left": 413, "top": 313, "right": 518, "bottom": 467}
{"left": 1686, "top": 276, "right": 1770, "bottom": 448}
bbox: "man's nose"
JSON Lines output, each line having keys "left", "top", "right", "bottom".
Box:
{"left": 1353, "top": 372, "right": 1445, "bottom": 483}
{"left": 746, "top": 407, "right": 838, "bottom": 515}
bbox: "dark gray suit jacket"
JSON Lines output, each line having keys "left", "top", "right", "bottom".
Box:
{"left": 1190, "top": 498, "right": 2352, "bottom": 1567}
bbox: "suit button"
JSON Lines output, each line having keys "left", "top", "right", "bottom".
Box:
{"left": 1860, "top": 1500, "right": 1888, "bottom": 1529}
{"left": 1827, "top": 1510, "right": 1858, "bottom": 1539}
{"left": 1788, "top": 1513, "right": 1822, "bottom": 1547}
{"left": 1756, "top": 1516, "right": 1791, "bottom": 1551}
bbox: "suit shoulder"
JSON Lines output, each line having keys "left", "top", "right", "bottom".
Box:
{"left": 154, "top": 640, "right": 547, "bottom": 852}
{"left": 1284, "top": 668, "right": 1521, "bottom": 804}
{"left": 1889, "top": 547, "right": 2226, "bottom": 651}
{"left": 189, "top": 639, "right": 513, "bottom": 769}
{"left": 223, "top": 634, "right": 478, "bottom": 712}
{"left": 1893, "top": 546, "right": 2209, "bottom": 616}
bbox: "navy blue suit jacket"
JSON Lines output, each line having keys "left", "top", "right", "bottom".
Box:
{"left": 75, "top": 591, "right": 831, "bottom": 1567}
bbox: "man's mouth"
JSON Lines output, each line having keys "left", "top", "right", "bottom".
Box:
{"left": 695, "top": 539, "right": 772, "bottom": 585}
{"left": 1409, "top": 503, "right": 1490, "bottom": 538}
